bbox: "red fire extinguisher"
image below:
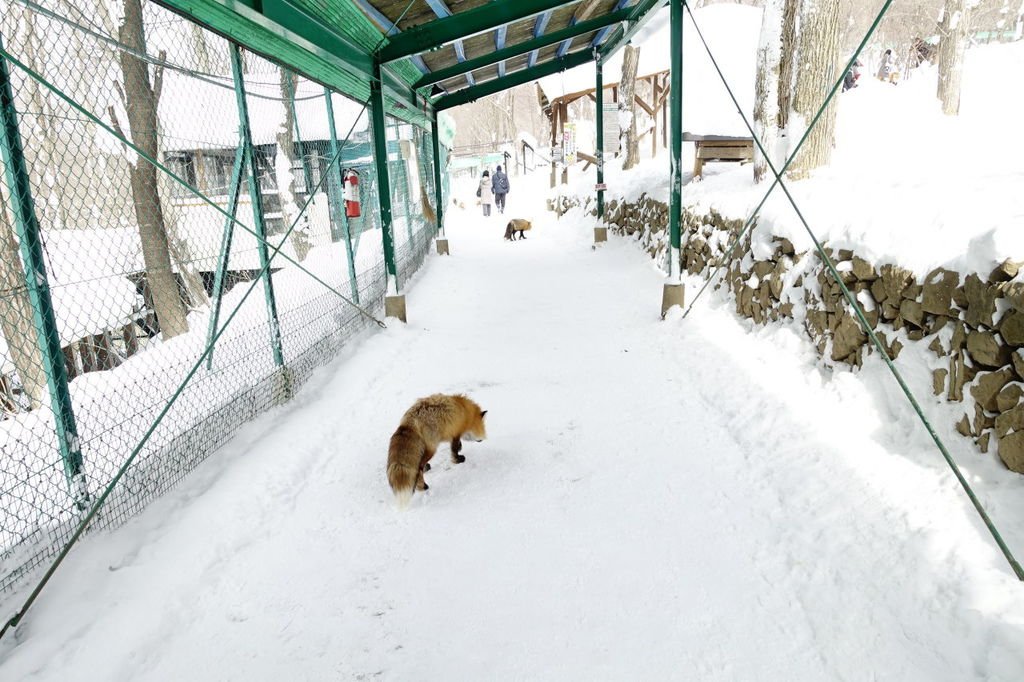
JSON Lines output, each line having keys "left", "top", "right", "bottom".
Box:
{"left": 343, "top": 169, "right": 361, "bottom": 218}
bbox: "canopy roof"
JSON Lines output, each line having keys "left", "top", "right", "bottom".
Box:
{"left": 155, "top": 0, "right": 667, "bottom": 119}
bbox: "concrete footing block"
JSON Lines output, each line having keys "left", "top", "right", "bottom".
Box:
{"left": 385, "top": 295, "right": 407, "bottom": 323}
{"left": 661, "top": 283, "right": 685, "bottom": 319}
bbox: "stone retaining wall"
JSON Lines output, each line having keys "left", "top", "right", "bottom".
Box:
{"left": 570, "top": 193, "right": 1024, "bottom": 474}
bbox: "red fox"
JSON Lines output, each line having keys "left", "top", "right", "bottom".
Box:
{"left": 504, "top": 218, "right": 532, "bottom": 241}
{"left": 387, "top": 394, "right": 488, "bottom": 507}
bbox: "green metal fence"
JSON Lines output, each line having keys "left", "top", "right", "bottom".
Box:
{"left": 0, "top": 0, "right": 444, "bottom": 602}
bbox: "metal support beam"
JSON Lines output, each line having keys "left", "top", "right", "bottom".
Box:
{"left": 431, "top": 116, "right": 445, "bottom": 237}
{"left": 668, "top": 0, "right": 682, "bottom": 283}
{"left": 0, "top": 43, "right": 88, "bottom": 509}
{"left": 434, "top": 49, "right": 593, "bottom": 111}
{"left": 414, "top": 10, "right": 630, "bottom": 90}
{"left": 600, "top": 0, "right": 669, "bottom": 61}
{"left": 325, "top": 88, "right": 360, "bottom": 304}
{"left": 423, "top": 0, "right": 476, "bottom": 86}
{"left": 231, "top": 45, "right": 285, "bottom": 367}
{"left": 205, "top": 143, "right": 245, "bottom": 370}
{"left": 596, "top": 57, "right": 605, "bottom": 221}
{"left": 370, "top": 61, "right": 400, "bottom": 295}
{"left": 154, "top": 0, "right": 432, "bottom": 126}
{"left": 592, "top": 0, "right": 632, "bottom": 47}
{"left": 529, "top": 11, "right": 553, "bottom": 67}
{"left": 378, "top": 0, "right": 568, "bottom": 63}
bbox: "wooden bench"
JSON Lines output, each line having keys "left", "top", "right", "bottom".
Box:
{"left": 684, "top": 133, "right": 754, "bottom": 178}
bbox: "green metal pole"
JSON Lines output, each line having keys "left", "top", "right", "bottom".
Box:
{"left": 370, "top": 61, "right": 399, "bottom": 295}
{"left": 325, "top": 87, "right": 360, "bottom": 303}
{"left": 0, "top": 43, "right": 88, "bottom": 508}
{"left": 231, "top": 45, "right": 285, "bottom": 367}
{"left": 205, "top": 143, "right": 245, "bottom": 370}
{"left": 287, "top": 72, "right": 315, "bottom": 198}
{"left": 668, "top": 0, "right": 683, "bottom": 283}
{"left": 430, "top": 116, "right": 445, "bottom": 238}
{"left": 595, "top": 55, "right": 605, "bottom": 221}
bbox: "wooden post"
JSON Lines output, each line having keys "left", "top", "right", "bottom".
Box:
{"left": 63, "top": 345, "right": 78, "bottom": 380}
{"left": 549, "top": 102, "right": 558, "bottom": 188}
{"left": 78, "top": 337, "right": 96, "bottom": 373}
{"left": 560, "top": 101, "right": 569, "bottom": 185}
{"left": 122, "top": 323, "right": 138, "bottom": 357}
{"left": 93, "top": 333, "right": 111, "bottom": 370}
{"left": 662, "top": 75, "right": 668, "bottom": 150}
{"left": 652, "top": 78, "right": 660, "bottom": 159}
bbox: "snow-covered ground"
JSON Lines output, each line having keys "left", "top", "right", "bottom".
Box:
{"left": 1, "top": 173, "right": 1022, "bottom": 680}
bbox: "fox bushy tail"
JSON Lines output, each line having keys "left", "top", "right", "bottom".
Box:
{"left": 387, "top": 460, "right": 418, "bottom": 509}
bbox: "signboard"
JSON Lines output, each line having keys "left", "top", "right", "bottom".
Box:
{"left": 595, "top": 183, "right": 608, "bottom": 191}
{"left": 551, "top": 146, "right": 563, "bottom": 164}
{"left": 602, "top": 102, "right": 620, "bottom": 154}
{"left": 562, "top": 122, "right": 577, "bottom": 165}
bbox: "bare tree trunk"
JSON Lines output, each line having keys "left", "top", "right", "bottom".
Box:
{"left": 191, "top": 23, "right": 213, "bottom": 73}
{"left": 620, "top": 45, "right": 641, "bottom": 170}
{"left": 0, "top": 185, "right": 48, "bottom": 410}
{"left": 754, "top": 0, "right": 784, "bottom": 183}
{"left": 937, "top": 0, "right": 972, "bottom": 116}
{"left": 777, "top": 0, "right": 799, "bottom": 132}
{"left": 16, "top": 7, "right": 70, "bottom": 230}
{"left": 118, "top": 0, "right": 188, "bottom": 338}
{"left": 787, "top": 0, "right": 842, "bottom": 179}
{"left": 275, "top": 70, "right": 311, "bottom": 261}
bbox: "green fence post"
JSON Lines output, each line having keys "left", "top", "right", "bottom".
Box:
{"left": 324, "top": 88, "right": 360, "bottom": 303}
{"left": 230, "top": 45, "right": 286, "bottom": 368}
{"left": 662, "top": 0, "right": 685, "bottom": 317}
{"left": 205, "top": 143, "right": 245, "bottom": 370}
{"left": 430, "top": 116, "right": 449, "bottom": 255}
{"left": 0, "top": 44, "right": 88, "bottom": 508}
{"left": 370, "top": 61, "right": 405, "bottom": 321}
{"left": 595, "top": 55, "right": 608, "bottom": 244}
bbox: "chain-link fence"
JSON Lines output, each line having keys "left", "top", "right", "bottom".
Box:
{"left": 0, "top": 0, "right": 443, "bottom": 599}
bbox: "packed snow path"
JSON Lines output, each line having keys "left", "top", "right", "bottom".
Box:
{"left": 2, "top": 203, "right": 1023, "bottom": 680}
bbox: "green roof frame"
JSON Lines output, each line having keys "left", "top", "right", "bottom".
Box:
{"left": 433, "top": 49, "right": 592, "bottom": 111}
{"left": 413, "top": 8, "right": 631, "bottom": 90}
{"left": 599, "top": 0, "right": 670, "bottom": 62}
{"left": 376, "top": 0, "right": 571, "bottom": 64}
{"left": 152, "top": 0, "right": 667, "bottom": 118}
{"left": 153, "top": 0, "right": 433, "bottom": 126}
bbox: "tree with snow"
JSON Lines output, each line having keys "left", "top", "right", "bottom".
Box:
{"left": 755, "top": 0, "right": 833, "bottom": 182}
{"left": 113, "top": 0, "right": 189, "bottom": 339}
{"left": 274, "top": 70, "right": 311, "bottom": 263}
{"left": 619, "top": 44, "right": 641, "bottom": 171}
{"left": 0, "top": 185, "right": 48, "bottom": 410}
{"left": 937, "top": 0, "right": 976, "bottom": 115}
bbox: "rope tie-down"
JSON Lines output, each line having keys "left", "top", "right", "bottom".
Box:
{"left": 679, "top": 0, "right": 1023, "bottom": 581}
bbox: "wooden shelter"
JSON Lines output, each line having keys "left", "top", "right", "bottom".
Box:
{"left": 539, "top": 69, "right": 670, "bottom": 185}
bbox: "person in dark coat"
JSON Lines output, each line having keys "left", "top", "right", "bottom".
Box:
{"left": 492, "top": 165, "right": 510, "bottom": 214}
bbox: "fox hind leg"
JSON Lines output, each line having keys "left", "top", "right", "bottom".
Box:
{"left": 450, "top": 437, "right": 465, "bottom": 464}
{"left": 418, "top": 446, "right": 435, "bottom": 488}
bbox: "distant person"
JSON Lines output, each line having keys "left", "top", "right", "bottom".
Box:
{"left": 477, "top": 170, "right": 494, "bottom": 217}
{"left": 877, "top": 49, "right": 896, "bottom": 84}
{"left": 843, "top": 59, "right": 862, "bottom": 92}
{"left": 492, "top": 165, "right": 510, "bottom": 214}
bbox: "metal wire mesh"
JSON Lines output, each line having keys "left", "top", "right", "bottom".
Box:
{"left": 0, "top": 0, "right": 441, "bottom": 600}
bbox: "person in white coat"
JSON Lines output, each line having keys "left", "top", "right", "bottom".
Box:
{"left": 477, "top": 170, "right": 494, "bottom": 217}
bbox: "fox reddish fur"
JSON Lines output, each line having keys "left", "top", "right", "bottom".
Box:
{"left": 504, "top": 218, "right": 532, "bottom": 241}
{"left": 387, "top": 394, "right": 488, "bottom": 507}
